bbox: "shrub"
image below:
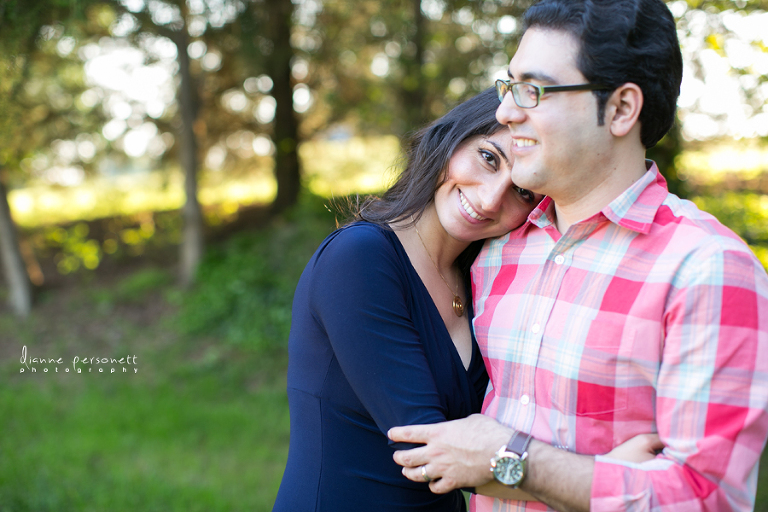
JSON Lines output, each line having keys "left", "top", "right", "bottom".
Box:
{"left": 176, "top": 194, "right": 339, "bottom": 352}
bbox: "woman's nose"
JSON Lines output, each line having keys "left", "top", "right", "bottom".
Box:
{"left": 479, "top": 180, "right": 509, "bottom": 213}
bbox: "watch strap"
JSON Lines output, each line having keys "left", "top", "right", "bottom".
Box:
{"left": 507, "top": 431, "right": 532, "bottom": 457}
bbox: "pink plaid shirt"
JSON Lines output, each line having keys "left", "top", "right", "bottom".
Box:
{"left": 470, "top": 163, "right": 768, "bottom": 511}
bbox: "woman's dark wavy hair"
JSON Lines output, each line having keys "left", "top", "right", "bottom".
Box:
{"left": 352, "top": 87, "right": 503, "bottom": 275}
{"left": 523, "top": 0, "right": 683, "bottom": 148}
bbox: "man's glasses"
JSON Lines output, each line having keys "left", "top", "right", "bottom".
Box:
{"left": 495, "top": 79, "right": 611, "bottom": 108}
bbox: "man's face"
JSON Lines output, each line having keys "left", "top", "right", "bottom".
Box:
{"left": 497, "top": 28, "right": 611, "bottom": 204}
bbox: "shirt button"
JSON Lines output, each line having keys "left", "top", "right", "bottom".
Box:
{"left": 531, "top": 323, "right": 541, "bottom": 334}
{"left": 520, "top": 394, "right": 530, "bottom": 406}
{"left": 555, "top": 255, "right": 565, "bottom": 265}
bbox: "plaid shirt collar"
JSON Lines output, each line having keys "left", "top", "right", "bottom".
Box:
{"left": 526, "top": 160, "right": 668, "bottom": 236}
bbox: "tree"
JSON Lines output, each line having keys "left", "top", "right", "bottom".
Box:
{"left": 0, "top": 12, "right": 35, "bottom": 316}
{"left": 106, "top": 0, "right": 207, "bottom": 287}
{"left": 305, "top": 0, "right": 533, "bottom": 138}
{"left": 103, "top": 0, "right": 307, "bottom": 282}
{"left": 0, "top": 0, "right": 108, "bottom": 316}
{"left": 263, "top": 0, "right": 301, "bottom": 214}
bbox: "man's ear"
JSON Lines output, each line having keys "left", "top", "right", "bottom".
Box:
{"left": 606, "top": 83, "right": 643, "bottom": 138}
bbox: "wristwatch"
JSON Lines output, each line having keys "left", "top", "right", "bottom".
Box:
{"left": 490, "top": 431, "right": 533, "bottom": 487}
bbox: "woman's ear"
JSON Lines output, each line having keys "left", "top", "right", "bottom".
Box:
{"left": 606, "top": 83, "right": 643, "bottom": 138}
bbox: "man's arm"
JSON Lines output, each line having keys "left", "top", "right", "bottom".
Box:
{"left": 389, "top": 414, "right": 595, "bottom": 512}
{"left": 475, "top": 433, "right": 662, "bottom": 503}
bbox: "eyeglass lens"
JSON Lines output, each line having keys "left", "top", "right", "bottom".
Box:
{"left": 495, "top": 80, "right": 540, "bottom": 108}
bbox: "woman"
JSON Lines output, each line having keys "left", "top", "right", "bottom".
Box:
{"left": 273, "top": 88, "right": 539, "bottom": 512}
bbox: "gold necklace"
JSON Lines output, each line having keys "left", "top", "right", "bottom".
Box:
{"left": 413, "top": 220, "right": 464, "bottom": 317}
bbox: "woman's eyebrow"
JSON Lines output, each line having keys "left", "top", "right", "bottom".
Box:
{"left": 485, "top": 140, "right": 511, "bottom": 166}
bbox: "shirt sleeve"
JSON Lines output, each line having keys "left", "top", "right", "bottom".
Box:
{"left": 307, "top": 225, "right": 448, "bottom": 449}
{"left": 591, "top": 245, "right": 768, "bottom": 511}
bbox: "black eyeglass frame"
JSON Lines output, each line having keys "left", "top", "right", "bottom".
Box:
{"left": 495, "top": 79, "right": 611, "bottom": 108}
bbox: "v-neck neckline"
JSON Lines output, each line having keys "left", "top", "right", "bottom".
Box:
{"left": 387, "top": 227, "right": 478, "bottom": 373}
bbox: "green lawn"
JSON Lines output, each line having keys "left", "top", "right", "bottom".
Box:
{"left": 2, "top": 191, "right": 768, "bottom": 511}
{"left": 0, "top": 269, "right": 295, "bottom": 511}
{"left": 1, "top": 374, "right": 289, "bottom": 511}
{"left": 0, "top": 195, "right": 337, "bottom": 511}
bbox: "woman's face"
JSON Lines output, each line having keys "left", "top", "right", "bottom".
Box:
{"left": 433, "top": 130, "right": 543, "bottom": 243}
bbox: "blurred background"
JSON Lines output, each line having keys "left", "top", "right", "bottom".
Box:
{"left": 1, "top": 0, "right": 767, "bottom": 510}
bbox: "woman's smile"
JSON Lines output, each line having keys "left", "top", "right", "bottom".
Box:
{"left": 459, "top": 191, "right": 488, "bottom": 222}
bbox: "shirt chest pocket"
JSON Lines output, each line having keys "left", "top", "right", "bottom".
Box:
{"left": 548, "top": 321, "right": 634, "bottom": 418}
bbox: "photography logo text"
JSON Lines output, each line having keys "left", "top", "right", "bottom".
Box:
{"left": 19, "top": 345, "right": 139, "bottom": 374}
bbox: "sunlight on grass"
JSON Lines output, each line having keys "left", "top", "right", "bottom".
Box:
{"left": 678, "top": 141, "right": 768, "bottom": 184}
{"left": 9, "top": 170, "right": 276, "bottom": 228}
{"left": 14, "top": 135, "right": 766, "bottom": 230}
{"left": 9, "top": 137, "right": 398, "bottom": 229}
{"left": 300, "top": 135, "right": 400, "bottom": 197}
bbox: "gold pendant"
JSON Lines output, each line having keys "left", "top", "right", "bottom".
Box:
{"left": 452, "top": 296, "right": 464, "bottom": 317}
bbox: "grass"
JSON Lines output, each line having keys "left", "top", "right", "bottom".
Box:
{"left": 0, "top": 377, "right": 290, "bottom": 511}
{"left": 0, "top": 194, "right": 339, "bottom": 511}
{"left": 2, "top": 184, "right": 768, "bottom": 510}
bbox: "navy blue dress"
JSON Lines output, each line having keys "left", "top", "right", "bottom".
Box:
{"left": 273, "top": 222, "right": 488, "bottom": 512}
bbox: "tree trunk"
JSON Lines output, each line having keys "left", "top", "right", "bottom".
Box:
{"left": 400, "top": 0, "right": 427, "bottom": 133}
{"left": 173, "top": 28, "right": 204, "bottom": 288}
{"left": 267, "top": 0, "right": 301, "bottom": 214}
{"left": 0, "top": 173, "right": 32, "bottom": 317}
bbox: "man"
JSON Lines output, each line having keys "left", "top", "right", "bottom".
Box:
{"left": 388, "top": 0, "right": 768, "bottom": 511}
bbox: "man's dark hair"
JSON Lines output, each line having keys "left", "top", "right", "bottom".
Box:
{"left": 523, "top": 0, "right": 683, "bottom": 148}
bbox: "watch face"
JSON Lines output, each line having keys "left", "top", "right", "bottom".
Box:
{"left": 493, "top": 456, "right": 524, "bottom": 486}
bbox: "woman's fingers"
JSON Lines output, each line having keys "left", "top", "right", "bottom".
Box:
{"left": 605, "top": 433, "right": 664, "bottom": 463}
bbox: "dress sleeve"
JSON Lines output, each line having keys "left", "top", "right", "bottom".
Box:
{"left": 591, "top": 246, "right": 768, "bottom": 511}
{"left": 307, "top": 225, "right": 448, "bottom": 448}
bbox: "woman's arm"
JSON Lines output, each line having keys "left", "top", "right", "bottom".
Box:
{"left": 309, "top": 225, "right": 448, "bottom": 441}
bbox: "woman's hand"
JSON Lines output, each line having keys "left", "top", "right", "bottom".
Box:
{"left": 604, "top": 433, "right": 663, "bottom": 463}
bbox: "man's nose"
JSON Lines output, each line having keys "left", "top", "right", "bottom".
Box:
{"left": 496, "top": 92, "right": 526, "bottom": 125}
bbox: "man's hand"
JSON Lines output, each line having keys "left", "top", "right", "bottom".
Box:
{"left": 388, "top": 414, "right": 512, "bottom": 493}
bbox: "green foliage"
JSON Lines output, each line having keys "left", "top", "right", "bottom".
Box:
{"left": 0, "top": 0, "right": 109, "bottom": 173}
{"left": 310, "top": 0, "right": 534, "bottom": 136}
{"left": 116, "top": 268, "right": 174, "bottom": 302}
{"left": 176, "top": 193, "right": 338, "bottom": 351}
{"left": 26, "top": 211, "right": 182, "bottom": 277}
{"left": 693, "top": 191, "right": 768, "bottom": 270}
{"left": 42, "top": 222, "right": 103, "bottom": 274}
{"left": 85, "top": 268, "right": 173, "bottom": 314}
{"left": 692, "top": 192, "right": 768, "bottom": 246}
